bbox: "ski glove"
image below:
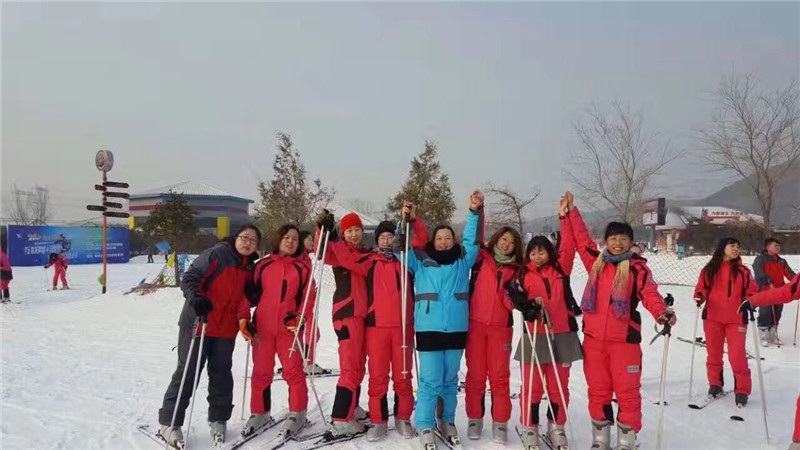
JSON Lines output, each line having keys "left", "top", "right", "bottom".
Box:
{"left": 519, "top": 301, "right": 543, "bottom": 323}
{"left": 283, "top": 312, "right": 301, "bottom": 332}
{"left": 315, "top": 210, "right": 335, "bottom": 232}
{"left": 657, "top": 310, "right": 677, "bottom": 326}
{"left": 693, "top": 293, "right": 705, "bottom": 308}
{"left": 737, "top": 300, "right": 754, "bottom": 315}
{"left": 503, "top": 279, "right": 528, "bottom": 310}
{"left": 239, "top": 320, "right": 257, "bottom": 341}
{"left": 190, "top": 296, "right": 213, "bottom": 317}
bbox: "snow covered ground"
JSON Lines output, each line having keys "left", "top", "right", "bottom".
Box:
{"left": 2, "top": 255, "right": 799, "bottom": 449}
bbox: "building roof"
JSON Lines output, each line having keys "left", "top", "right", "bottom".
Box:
{"left": 326, "top": 203, "right": 382, "bottom": 228}
{"left": 131, "top": 181, "right": 253, "bottom": 203}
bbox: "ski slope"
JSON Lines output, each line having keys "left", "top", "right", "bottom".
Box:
{"left": 2, "top": 255, "right": 799, "bottom": 449}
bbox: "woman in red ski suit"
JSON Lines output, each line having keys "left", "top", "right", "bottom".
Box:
{"left": 44, "top": 252, "right": 68, "bottom": 289}
{"left": 463, "top": 225, "right": 524, "bottom": 443}
{"left": 329, "top": 212, "right": 427, "bottom": 441}
{"left": 504, "top": 193, "right": 583, "bottom": 450}
{"left": 1, "top": 248, "right": 12, "bottom": 302}
{"left": 565, "top": 197, "right": 674, "bottom": 450}
{"left": 693, "top": 237, "right": 757, "bottom": 406}
{"left": 157, "top": 224, "right": 261, "bottom": 447}
{"left": 742, "top": 272, "right": 800, "bottom": 448}
{"left": 312, "top": 211, "right": 372, "bottom": 435}
{"left": 243, "top": 224, "right": 315, "bottom": 438}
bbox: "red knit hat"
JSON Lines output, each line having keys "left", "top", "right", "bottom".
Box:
{"left": 340, "top": 212, "right": 363, "bottom": 232}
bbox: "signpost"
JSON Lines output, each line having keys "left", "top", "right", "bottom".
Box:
{"left": 88, "top": 150, "right": 129, "bottom": 294}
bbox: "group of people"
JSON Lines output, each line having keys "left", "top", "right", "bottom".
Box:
{"left": 154, "top": 190, "right": 800, "bottom": 450}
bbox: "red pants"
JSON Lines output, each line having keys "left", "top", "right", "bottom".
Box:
{"left": 52, "top": 268, "right": 67, "bottom": 288}
{"left": 703, "top": 320, "right": 751, "bottom": 395}
{"left": 331, "top": 317, "right": 367, "bottom": 422}
{"left": 583, "top": 336, "right": 643, "bottom": 432}
{"left": 250, "top": 329, "right": 307, "bottom": 414}
{"left": 365, "top": 326, "right": 414, "bottom": 423}
{"left": 794, "top": 394, "right": 800, "bottom": 442}
{"left": 520, "top": 362, "right": 571, "bottom": 426}
{"left": 465, "top": 322, "right": 512, "bottom": 423}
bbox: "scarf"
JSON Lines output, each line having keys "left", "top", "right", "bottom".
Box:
{"left": 581, "top": 250, "right": 633, "bottom": 319}
{"left": 425, "top": 242, "right": 462, "bottom": 266}
{"left": 493, "top": 247, "right": 514, "bottom": 265}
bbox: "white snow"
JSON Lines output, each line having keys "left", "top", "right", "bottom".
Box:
{"left": 2, "top": 255, "right": 799, "bottom": 449}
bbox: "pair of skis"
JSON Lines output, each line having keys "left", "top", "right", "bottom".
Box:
{"left": 687, "top": 390, "right": 748, "bottom": 422}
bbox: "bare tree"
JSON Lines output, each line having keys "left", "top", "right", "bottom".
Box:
{"left": 5, "top": 185, "right": 50, "bottom": 225}
{"left": 702, "top": 72, "right": 800, "bottom": 233}
{"left": 565, "top": 101, "right": 677, "bottom": 225}
{"left": 485, "top": 183, "right": 540, "bottom": 236}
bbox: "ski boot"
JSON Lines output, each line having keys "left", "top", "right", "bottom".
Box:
{"left": 546, "top": 422, "right": 568, "bottom": 449}
{"left": 467, "top": 418, "right": 483, "bottom": 440}
{"left": 354, "top": 405, "right": 368, "bottom": 421}
{"left": 209, "top": 421, "right": 226, "bottom": 445}
{"left": 616, "top": 422, "right": 637, "bottom": 450}
{"left": 759, "top": 327, "right": 770, "bottom": 347}
{"left": 395, "top": 418, "right": 415, "bottom": 438}
{"left": 242, "top": 413, "right": 272, "bottom": 436}
{"left": 366, "top": 423, "right": 387, "bottom": 442}
{"left": 437, "top": 421, "right": 460, "bottom": 446}
{"left": 735, "top": 393, "right": 748, "bottom": 407}
{"left": 418, "top": 428, "right": 437, "bottom": 450}
{"left": 590, "top": 419, "right": 611, "bottom": 450}
{"left": 708, "top": 385, "right": 723, "bottom": 398}
{"left": 330, "top": 418, "right": 365, "bottom": 437}
{"left": 158, "top": 425, "right": 185, "bottom": 449}
{"left": 520, "top": 426, "right": 540, "bottom": 450}
{"left": 282, "top": 410, "right": 307, "bottom": 437}
{"left": 492, "top": 421, "right": 508, "bottom": 444}
{"left": 304, "top": 362, "right": 327, "bottom": 375}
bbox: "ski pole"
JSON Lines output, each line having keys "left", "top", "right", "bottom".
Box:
{"left": 747, "top": 308, "right": 769, "bottom": 444}
{"left": 168, "top": 319, "right": 200, "bottom": 440}
{"left": 290, "top": 228, "right": 328, "bottom": 358}
{"left": 656, "top": 322, "right": 672, "bottom": 450}
{"left": 306, "top": 255, "right": 327, "bottom": 423}
{"left": 240, "top": 340, "right": 251, "bottom": 421}
{"left": 184, "top": 319, "right": 207, "bottom": 449}
{"left": 541, "top": 307, "right": 575, "bottom": 444}
{"left": 400, "top": 221, "right": 410, "bottom": 379}
{"left": 688, "top": 304, "right": 702, "bottom": 398}
{"left": 523, "top": 319, "right": 539, "bottom": 429}
{"left": 794, "top": 302, "right": 799, "bottom": 347}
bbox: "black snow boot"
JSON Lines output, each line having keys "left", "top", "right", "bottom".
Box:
{"left": 708, "top": 385, "right": 723, "bottom": 398}
{"left": 735, "top": 393, "right": 748, "bottom": 407}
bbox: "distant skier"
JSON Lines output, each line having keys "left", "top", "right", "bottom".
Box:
{"left": 693, "top": 238, "right": 757, "bottom": 408}
{"left": 156, "top": 224, "right": 261, "bottom": 448}
{"left": 147, "top": 246, "right": 154, "bottom": 263}
{"left": 752, "top": 237, "right": 796, "bottom": 346}
{"left": 566, "top": 194, "right": 675, "bottom": 450}
{"left": 44, "top": 253, "right": 69, "bottom": 290}
{"left": 0, "top": 248, "right": 12, "bottom": 303}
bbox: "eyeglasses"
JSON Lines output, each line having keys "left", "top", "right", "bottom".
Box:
{"left": 377, "top": 235, "right": 394, "bottom": 242}
{"left": 237, "top": 235, "right": 258, "bottom": 245}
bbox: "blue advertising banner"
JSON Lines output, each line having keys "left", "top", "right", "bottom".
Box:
{"left": 7, "top": 225, "right": 129, "bottom": 266}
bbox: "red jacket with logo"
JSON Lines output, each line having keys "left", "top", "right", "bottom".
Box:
{"left": 694, "top": 261, "right": 758, "bottom": 325}
{"left": 252, "top": 253, "right": 315, "bottom": 335}
{"left": 567, "top": 207, "right": 667, "bottom": 344}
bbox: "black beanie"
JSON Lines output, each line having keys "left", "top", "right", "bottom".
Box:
{"left": 374, "top": 220, "right": 396, "bottom": 242}
{"left": 604, "top": 221, "right": 634, "bottom": 241}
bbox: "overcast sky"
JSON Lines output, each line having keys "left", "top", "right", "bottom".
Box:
{"left": 2, "top": 2, "right": 798, "bottom": 224}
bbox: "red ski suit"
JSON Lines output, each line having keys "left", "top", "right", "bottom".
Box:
{"left": 0, "top": 249, "right": 11, "bottom": 292}
{"left": 518, "top": 214, "right": 580, "bottom": 427}
{"left": 746, "top": 273, "right": 800, "bottom": 442}
{"left": 317, "top": 219, "right": 427, "bottom": 422}
{"left": 331, "top": 242, "right": 415, "bottom": 425}
{"left": 249, "top": 253, "right": 315, "bottom": 414}
{"left": 694, "top": 261, "right": 757, "bottom": 395}
{"left": 45, "top": 254, "right": 68, "bottom": 288}
{"left": 566, "top": 207, "right": 667, "bottom": 433}
{"left": 464, "top": 246, "right": 521, "bottom": 424}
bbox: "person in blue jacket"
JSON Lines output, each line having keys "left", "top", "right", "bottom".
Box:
{"left": 397, "top": 190, "right": 484, "bottom": 450}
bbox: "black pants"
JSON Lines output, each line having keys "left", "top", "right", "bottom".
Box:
{"left": 158, "top": 326, "right": 236, "bottom": 426}
{"left": 757, "top": 304, "right": 784, "bottom": 329}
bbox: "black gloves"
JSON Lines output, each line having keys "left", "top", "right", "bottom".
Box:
{"left": 190, "top": 296, "right": 213, "bottom": 317}
{"left": 315, "top": 210, "right": 335, "bottom": 232}
{"left": 504, "top": 280, "right": 543, "bottom": 322}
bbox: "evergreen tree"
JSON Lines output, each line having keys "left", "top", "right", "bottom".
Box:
{"left": 141, "top": 192, "right": 197, "bottom": 254}
{"left": 387, "top": 140, "right": 456, "bottom": 226}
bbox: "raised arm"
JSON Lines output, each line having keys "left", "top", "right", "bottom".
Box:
{"left": 566, "top": 206, "right": 598, "bottom": 272}
{"left": 330, "top": 240, "right": 374, "bottom": 277}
